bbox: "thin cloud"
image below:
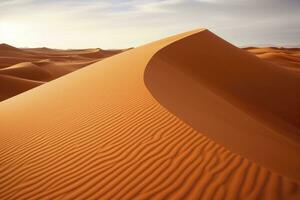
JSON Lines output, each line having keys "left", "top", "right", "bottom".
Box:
{"left": 0, "top": 0, "right": 299, "bottom": 48}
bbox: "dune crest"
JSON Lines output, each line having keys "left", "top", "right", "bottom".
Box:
{"left": 0, "top": 75, "right": 44, "bottom": 101}
{"left": 144, "top": 30, "right": 300, "bottom": 182}
{"left": 0, "top": 29, "right": 299, "bottom": 199}
{"left": 0, "top": 62, "right": 52, "bottom": 81}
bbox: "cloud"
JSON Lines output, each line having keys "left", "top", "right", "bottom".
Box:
{"left": 0, "top": 0, "right": 299, "bottom": 48}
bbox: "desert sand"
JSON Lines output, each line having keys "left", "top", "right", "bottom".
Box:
{"left": 0, "top": 29, "right": 299, "bottom": 199}
{"left": 0, "top": 43, "right": 123, "bottom": 101}
{"left": 245, "top": 47, "right": 300, "bottom": 72}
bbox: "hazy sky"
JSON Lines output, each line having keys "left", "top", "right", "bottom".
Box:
{"left": 0, "top": 0, "right": 299, "bottom": 49}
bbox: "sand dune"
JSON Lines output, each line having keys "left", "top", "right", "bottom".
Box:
{"left": 245, "top": 47, "right": 300, "bottom": 72}
{"left": 0, "top": 44, "right": 122, "bottom": 101}
{"left": 22, "top": 46, "right": 126, "bottom": 61}
{"left": 0, "top": 75, "right": 43, "bottom": 101}
{"left": 0, "top": 44, "right": 40, "bottom": 68}
{"left": 145, "top": 30, "right": 300, "bottom": 182}
{"left": 0, "top": 43, "right": 34, "bottom": 58}
{"left": 0, "top": 62, "right": 52, "bottom": 81}
{"left": 0, "top": 29, "right": 299, "bottom": 199}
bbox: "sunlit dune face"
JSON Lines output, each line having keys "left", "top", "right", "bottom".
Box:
{"left": 0, "top": 29, "right": 300, "bottom": 199}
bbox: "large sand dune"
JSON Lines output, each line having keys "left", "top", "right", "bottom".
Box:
{"left": 0, "top": 44, "right": 123, "bottom": 101}
{"left": 145, "top": 30, "right": 300, "bottom": 182}
{"left": 0, "top": 29, "right": 299, "bottom": 199}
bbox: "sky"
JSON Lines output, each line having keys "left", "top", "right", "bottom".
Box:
{"left": 0, "top": 0, "right": 299, "bottom": 49}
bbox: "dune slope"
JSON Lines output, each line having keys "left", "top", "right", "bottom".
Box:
{"left": 0, "top": 29, "right": 299, "bottom": 199}
{"left": 145, "top": 30, "right": 300, "bottom": 182}
{"left": 0, "top": 75, "right": 43, "bottom": 101}
{"left": 0, "top": 44, "right": 123, "bottom": 101}
{"left": 0, "top": 62, "right": 52, "bottom": 81}
{"left": 245, "top": 47, "right": 300, "bottom": 72}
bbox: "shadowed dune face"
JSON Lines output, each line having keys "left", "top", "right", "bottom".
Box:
{"left": 144, "top": 30, "right": 300, "bottom": 182}
{"left": 0, "top": 75, "right": 43, "bottom": 101}
{"left": 0, "top": 44, "right": 124, "bottom": 101}
{"left": 0, "top": 62, "right": 52, "bottom": 81}
{"left": 0, "top": 30, "right": 300, "bottom": 199}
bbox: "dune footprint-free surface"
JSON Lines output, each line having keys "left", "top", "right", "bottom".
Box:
{"left": 0, "top": 44, "right": 124, "bottom": 101}
{"left": 0, "top": 29, "right": 300, "bottom": 199}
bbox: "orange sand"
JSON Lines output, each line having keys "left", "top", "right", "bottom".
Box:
{"left": 0, "top": 44, "right": 123, "bottom": 101}
{"left": 0, "top": 29, "right": 299, "bottom": 199}
{"left": 245, "top": 47, "right": 300, "bottom": 72}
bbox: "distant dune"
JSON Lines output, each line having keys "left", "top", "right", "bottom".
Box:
{"left": 0, "top": 30, "right": 299, "bottom": 199}
{"left": 0, "top": 44, "right": 124, "bottom": 101}
{"left": 244, "top": 47, "right": 300, "bottom": 72}
{"left": 0, "top": 74, "right": 43, "bottom": 101}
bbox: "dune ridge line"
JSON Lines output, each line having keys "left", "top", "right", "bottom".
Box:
{"left": 0, "top": 29, "right": 299, "bottom": 199}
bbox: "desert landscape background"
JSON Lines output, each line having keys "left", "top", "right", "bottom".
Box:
{"left": 0, "top": 44, "right": 124, "bottom": 101}
{"left": 1, "top": 0, "right": 300, "bottom": 199}
{"left": 1, "top": 43, "right": 299, "bottom": 102}
{"left": 0, "top": 29, "right": 300, "bottom": 199}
